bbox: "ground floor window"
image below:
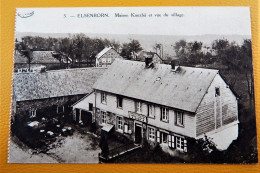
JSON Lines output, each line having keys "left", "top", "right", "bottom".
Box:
{"left": 176, "top": 136, "right": 187, "bottom": 152}
{"left": 157, "top": 130, "right": 168, "bottom": 143}
{"left": 101, "top": 111, "right": 107, "bottom": 124}
{"left": 148, "top": 127, "right": 155, "bottom": 140}
{"left": 117, "top": 116, "right": 123, "bottom": 130}
{"left": 168, "top": 135, "right": 175, "bottom": 148}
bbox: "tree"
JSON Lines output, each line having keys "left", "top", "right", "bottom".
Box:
{"left": 16, "top": 38, "right": 33, "bottom": 71}
{"left": 240, "top": 39, "right": 254, "bottom": 98}
{"left": 120, "top": 39, "right": 142, "bottom": 60}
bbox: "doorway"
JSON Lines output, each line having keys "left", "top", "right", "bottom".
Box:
{"left": 75, "top": 108, "right": 80, "bottom": 123}
{"left": 81, "top": 110, "right": 92, "bottom": 125}
{"left": 135, "top": 124, "right": 142, "bottom": 144}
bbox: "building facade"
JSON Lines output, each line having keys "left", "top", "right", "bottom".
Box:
{"left": 12, "top": 67, "right": 106, "bottom": 122}
{"left": 73, "top": 59, "right": 239, "bottom": 155}
{"left": 95, "top": 47, "right": 123, "bottom": 67}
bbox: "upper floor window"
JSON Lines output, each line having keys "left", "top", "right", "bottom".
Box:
{"left": 89, "top": 103, "right": 93, "bottom": 111}
{"left": 215, "top": 87, "right": 220, "bottom": 97}
{"left": 101, "top": 111, "right": 107, "bottom": 124}
{"left": 101, "top": 92, "right": 107, "bottom": 104}
{"left": 148, "top": 104, "right": 155, "bottom": 118}
{"left": 160, "top": 107, "right": 169, "bottom": 122}
{"left": 135, "top": 101, "right": 142, "bottom": 113}
{"left": 117, "top": 96, "right": 123, "bottom": 109}
{"left": 57, "top": 106, "right": 64, "bottom": 114}
{"left": 29, "top": 109, "right": 36, "bottom": 118}
{"left": 175, "top": 111, "right": 184, "bottom": 126}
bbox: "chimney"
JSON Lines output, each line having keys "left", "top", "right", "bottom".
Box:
{"left": 171, "top": 60, "right": 176, "bottom": 70}
{"left": 145, "top": 57, "right": 153, "bottom": 67}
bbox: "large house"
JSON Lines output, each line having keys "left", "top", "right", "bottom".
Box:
{"left": 95, "top": 47, "right": 123, "bottom": 67}
{"left": 73, "top": 59, "right": 239, "bottom": 155}
{"left": 12, "top": 68, "right": 106, "bottom": 122}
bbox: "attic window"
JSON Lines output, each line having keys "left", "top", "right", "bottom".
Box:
{"left": 215, "top": 87, "right": 220, "bottom": 97}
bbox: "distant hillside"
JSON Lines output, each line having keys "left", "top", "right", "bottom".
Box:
{"left": 16, "top": 32, "right": 251, "bottom": 58}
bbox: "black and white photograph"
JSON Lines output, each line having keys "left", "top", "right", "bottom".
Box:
{"left": 9, "top": 7, "right": 257, "bottom": 163}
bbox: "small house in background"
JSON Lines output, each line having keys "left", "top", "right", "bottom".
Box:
{"left": 73, "top": 59, "right": 239, "bottom": 156}
{"left": 133, "top": 50, "right": 163, "bottom": 64}
{"left": 95, "top": 47, "right": 123, "bottom": 67}
{"left": 14, "top": 51, "right": 70, "bottom": 72}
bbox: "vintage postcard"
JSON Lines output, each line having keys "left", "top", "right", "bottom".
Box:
{"left": 9, "top": 7, "right": 257, "bottom": 163}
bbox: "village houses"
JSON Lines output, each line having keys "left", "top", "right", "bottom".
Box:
{"left": 73, "top": 59, "right": 239, "bottom": 155}
{"left": 14, "top": 51, "right": 72, "bottom": 73}
{"left": 95, "top": 47, "right": 123, "bottom": 67}
{"left": 132, "top": 50, "right": 163, "bottom": 64}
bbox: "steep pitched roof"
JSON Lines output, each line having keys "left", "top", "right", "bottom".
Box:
{"left": 13, "top": 68, "right": 106, "bottom": 101}
{"left": 31, "top": 51, "right": 60, "bottom": 64}
{"left": 95, "top": 47, "right": 113, "bottom": 60}
{"left": 93, "top": 60, "right": 219, "bottom": 113}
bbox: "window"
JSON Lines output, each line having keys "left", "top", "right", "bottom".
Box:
{"left": 176, "top": 136, "right": 187, "bottom": 152}
{"left": 117, "top": 96, "right": 123, "bottom": 108}
{"left": 175, "top": 111, "right": 184, "bottom": 126}
{"left": 148, "top": 104, "right": 155, "bottom": 118}
{"left": 168, "top": 135, "right": 175, "bottom": 148}
{"left": 89, "top": 103, "right": 93, "bottom": 111}
{"left": 29, "top": 110, "right": 36, "bottom": 118}
{"left": 215, "top": 87, "right": 220, "bottom": 97}
{"left": 157, "top": 131, "right": 168, "bottom": 143}
{"left": 162, "top": 132, "right": 168, "bottom": 143}
{"left": 160, "top": 107, "right": 169, "bottom": 122}
{"left": 148, "top": 127, "right": 155, "bottom": 140}
{"left": 57, "top": 106, "right": 64, "bottom": 113}
{"left": 101, "top": 111, "right": 107, "bottom": 124}
{"left": 101, "top": 92, "right": 107, "bottom": 104}
{"left": 57, "top": 97, "right": 64, "bottom": 101}
{"left": 117, "top": 116, "right": 123, "bottom": 130}
{"left": 136, "top": 101, "right": 142, "bottom": 113}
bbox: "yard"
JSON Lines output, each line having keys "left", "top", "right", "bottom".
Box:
{"left": 9, "top": 129, "right": 101, "bottom": 163}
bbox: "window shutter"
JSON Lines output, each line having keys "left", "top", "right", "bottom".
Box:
{"left": 172, "top": 136, "right": 175, "bottom": 148}
{"left": 183, "top": 139, "right": 187, "bottom": 152}
{"left": 157, "top": 131, "right": 160, "bottom": 143}
{"left": 168, "top": 135, "right": 172, "bottom": 147}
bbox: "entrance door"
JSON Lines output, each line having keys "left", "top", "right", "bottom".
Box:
{"left": 135, "top": 124, "right": 142, "bottom": 144}
{"left": 81, "top": 110, "right": 92, "bottom": 125}
{"left": 75, "top": 109, "right": 80, "bottom": 123}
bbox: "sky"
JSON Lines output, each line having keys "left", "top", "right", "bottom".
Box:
{"left": 16, "top": 7, "right": 251, "bottom": 36}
